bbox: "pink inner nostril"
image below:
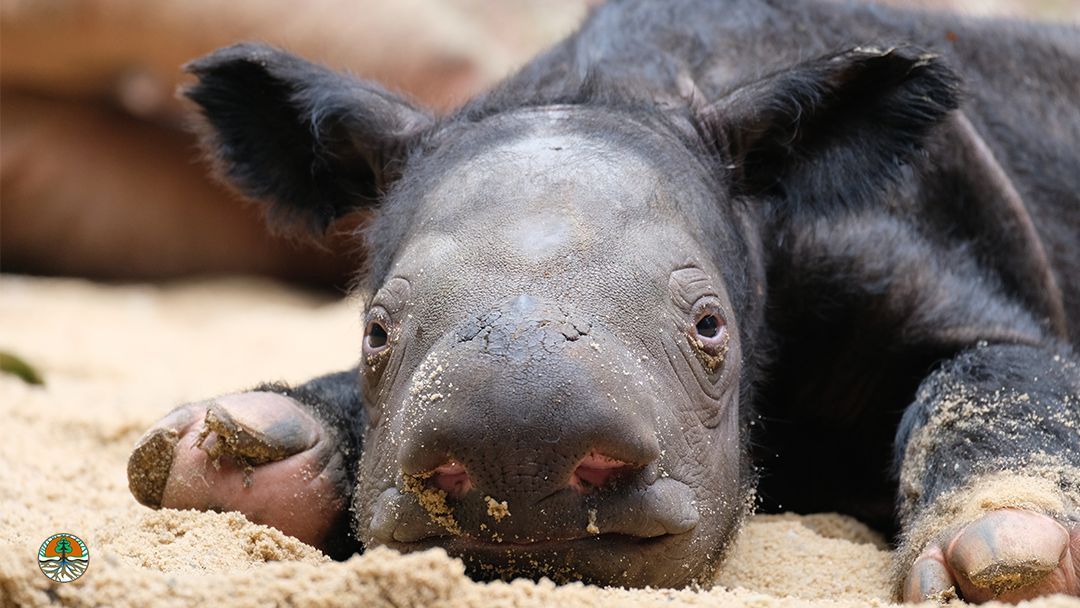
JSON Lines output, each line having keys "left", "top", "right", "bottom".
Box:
{"left": 570, "top": 451, "right": 631, "bottom": 493}
{"left": 431, "top": 460, "right": 472, "bottom": 496}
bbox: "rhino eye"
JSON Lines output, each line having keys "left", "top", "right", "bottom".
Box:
{"left": 695, "top": 313, "right": 722, "bottom": 339}
{"left": 365, "top": 320, "right": 389, "bottom": 350}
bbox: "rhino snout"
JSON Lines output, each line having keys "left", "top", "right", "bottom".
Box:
{"left": 382, "top": 296, "right": 690, "bottom": 545}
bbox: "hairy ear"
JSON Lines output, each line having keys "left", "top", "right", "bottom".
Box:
{"left": 701, "top": 46, "right": 960, "bottom": 214}
{"left": 184, "top": 42, "right": 433, "bottom": 233}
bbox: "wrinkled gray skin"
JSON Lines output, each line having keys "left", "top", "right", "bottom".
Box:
{"left": 357, "top": 110, "right": 749, "bottom": 583}
{"left": 127, "top": 0, "right": 1080, "bottom": 596}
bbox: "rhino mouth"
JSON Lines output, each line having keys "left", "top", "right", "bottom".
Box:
{"left": 384, "top": 530, "right": 693, "bottom": 586}
{"left": 384, "top": 530, "right": 681, "bottom": 561}
{"left": 367, "top": 477, "right": 700, "bottom": 547}
{"left": 453, "top": 531, "right": 670, "bottom": 548}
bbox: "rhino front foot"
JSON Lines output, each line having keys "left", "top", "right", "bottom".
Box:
{"left": 903, "top": 508, "right": 1080, "bottom": 603}
{"left": 127, "top": 392, "right": 352, "bottom": 556}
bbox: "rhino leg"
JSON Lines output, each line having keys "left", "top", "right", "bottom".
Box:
{"left": 127, "top": 370, "right": 365, "bottom": 558}
{"left": 895, "top": 345, "right": 1080, "bottom": 603}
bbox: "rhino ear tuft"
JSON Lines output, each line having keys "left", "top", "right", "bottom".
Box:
{"left": 700, "top": 46, "right": 961, "bottom": 215}
{"left": 183, "top": 42, "right": 433, "bottom": 234}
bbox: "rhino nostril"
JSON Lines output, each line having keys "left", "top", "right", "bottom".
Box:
{"left": 570, "top": 451, "right": 633, "bottom": 493}
{"left": 431, "top": 460, "right": 472, "bottom": 497}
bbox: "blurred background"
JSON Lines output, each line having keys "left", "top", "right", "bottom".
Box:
{"left": 2, "top": 0, "right": 1077, "bottom": 291}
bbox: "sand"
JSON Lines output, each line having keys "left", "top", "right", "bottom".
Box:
{"left": 1, "top": 275, "right": 1077, "bottom": 607}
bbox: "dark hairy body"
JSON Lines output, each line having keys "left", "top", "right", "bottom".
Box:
{"left": 128, "top": 0, "right": 1080, "bottom": 602}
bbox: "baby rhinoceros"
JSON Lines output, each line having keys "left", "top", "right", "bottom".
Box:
{"left": 127, "top": 0, "right": 1080, "bottom": 601}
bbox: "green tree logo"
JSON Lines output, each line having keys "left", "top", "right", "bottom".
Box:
{"left": 38, "top": 533, "right": 89, "bottom": 583}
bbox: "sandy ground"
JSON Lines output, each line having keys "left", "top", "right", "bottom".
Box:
{"left": 1, "top": 275, "right": 1077, "bottom": 607}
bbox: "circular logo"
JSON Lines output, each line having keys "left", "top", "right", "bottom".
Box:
{"left": 38, "top": 533, "right": 89, "bottom": 583}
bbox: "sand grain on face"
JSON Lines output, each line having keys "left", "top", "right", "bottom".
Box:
{"left": 484, "top": 495, "right": 510, "bottom": 522}
{"left": 3, "top": 277, "right": 1078, "bottom": 608}
{"left": 403, "top": 472, "right": 463, "bottom": 535}
{"left": 586, "top": 508, "right": 600, "bottom": 535}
